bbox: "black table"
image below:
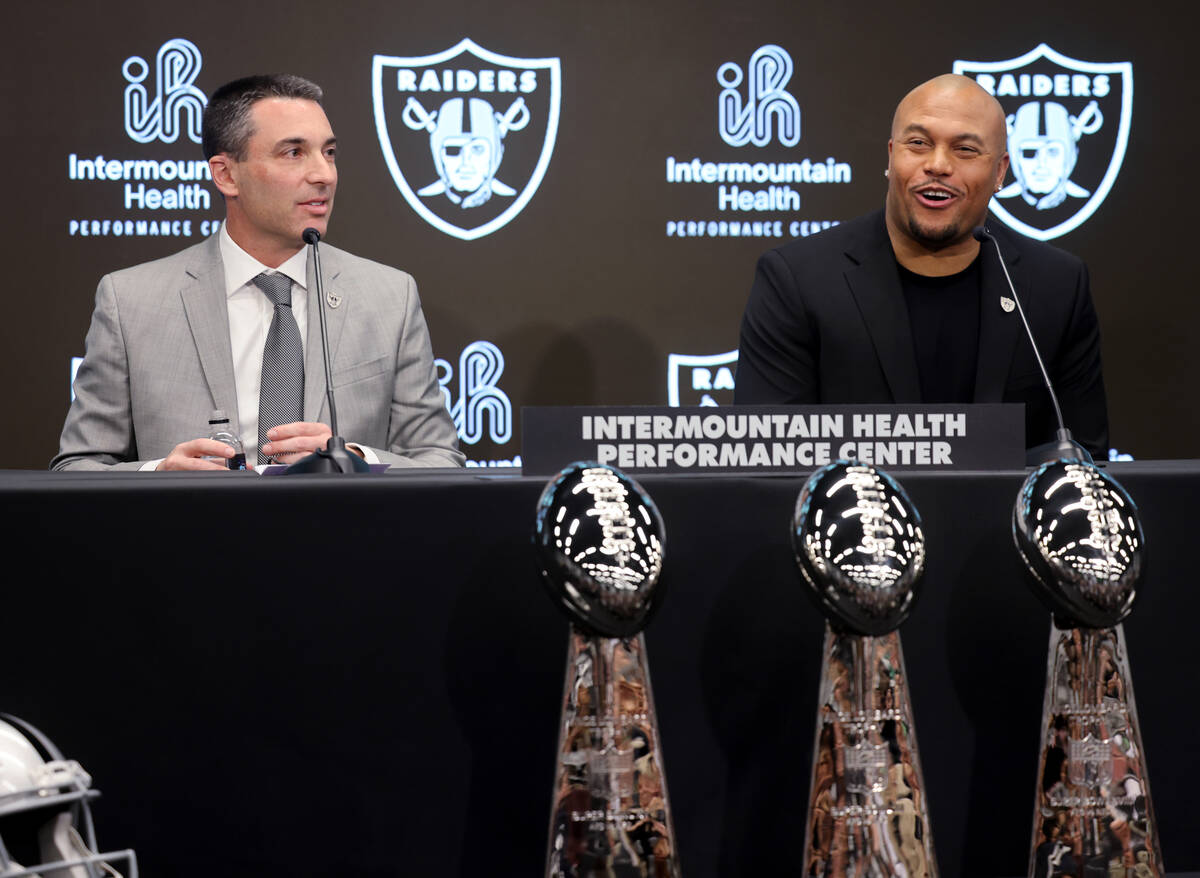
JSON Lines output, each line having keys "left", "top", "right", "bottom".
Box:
{"left": 3, "top": 462, "right": 1195, "bottom": 876}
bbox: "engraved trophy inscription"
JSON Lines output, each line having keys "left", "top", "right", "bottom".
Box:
{"left": 792, "top": 461, "right": 936, "bottom": 878}
{"left": 1014, "top": 460, "right": 1161, "bottom": 877}
{"left": 535, "top": 462, "right": 679, "bottom": 878}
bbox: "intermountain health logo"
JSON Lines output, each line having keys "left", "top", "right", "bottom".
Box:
{"left": 122, "top": 37, "right": 206, "bottom": 144}
{"left": 954, "top": 44, "right": 1132, "bottom": 241}
{"left": 372, "top": 39, "right": 561, "bottom": 241}
{"left": 664, "top": 44, "right": 851, "bottom": 241}
{"left": 717, "top": 44, "right": 800, "bottom": 148}
{"left": 67, "top": 37, "right": 217, "bottom": 239}
{"left": 436, "top": 340, "right": 512, "bottom": 444}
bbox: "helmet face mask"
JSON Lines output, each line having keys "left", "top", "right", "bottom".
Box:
{"left": 0, "top": 715, "right": 137, "bottom": 878}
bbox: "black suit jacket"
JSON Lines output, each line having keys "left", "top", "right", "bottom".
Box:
{"left": 734, "top": 210, "right": 1109, "bottom": 456}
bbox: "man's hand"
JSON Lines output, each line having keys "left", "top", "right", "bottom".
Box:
{"left": 158, "top": 438, "right": 235, "bottom": 471}
{"left": 261, "top": 421, "right": 363, "bottom": 463}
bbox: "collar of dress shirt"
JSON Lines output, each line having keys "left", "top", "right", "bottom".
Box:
{"left": 218, "top": 224, "right": 309, "bottom": 298}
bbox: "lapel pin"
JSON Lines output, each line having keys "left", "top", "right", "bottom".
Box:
{"left": 1000, "top": 296, "right": 1016, "bottom": 313}
{"left": 326, "top": 292, "right": 342, "bottom": 309}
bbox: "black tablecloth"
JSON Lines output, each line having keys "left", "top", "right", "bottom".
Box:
{"left": 2, "top": 462, "right": 1195, "bottom": 876}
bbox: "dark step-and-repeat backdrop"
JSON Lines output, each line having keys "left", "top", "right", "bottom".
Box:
{"left": 4, "top": 1, "right": 1192, "bottom": 468}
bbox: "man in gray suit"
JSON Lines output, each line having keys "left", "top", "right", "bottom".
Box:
{"left": 53, "top": 74, "right": 463, "bottom": 471}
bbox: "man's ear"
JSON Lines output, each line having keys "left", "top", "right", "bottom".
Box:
{"left": 209, "top": 154, "right": 238, "bottom": 198}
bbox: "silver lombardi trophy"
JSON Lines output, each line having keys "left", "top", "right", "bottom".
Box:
{"left": 1014, "top": 460, "right": 1161, "bottom": 877}
{"left": 792, "top": 461, "right": 936, "bottom": 878}
{"left": 534, "top": 462, "right": 679, "bottom": 878}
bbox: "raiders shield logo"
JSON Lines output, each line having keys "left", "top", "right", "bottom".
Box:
{"left": 954, "top": 44, "right": 1132, "bottom": 241}
{"left": 372, "top": 39, "right": 561, "bottom": 241}
{"left": 667, "top": 350, "right": 738, "bottom": 407}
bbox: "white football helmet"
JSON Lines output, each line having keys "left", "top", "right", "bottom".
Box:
{"left": 0, "top": 714, "right": 137, "bottom": 878}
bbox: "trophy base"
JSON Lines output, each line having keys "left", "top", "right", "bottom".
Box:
{"left": 545, "top": 629, "right": 680, "bottom": 878}
{"left": 803, "top": 624, "right": 938, "bottom": 878}
{"left": 1028, "top": 621, "right": 1163, "bottom": 878}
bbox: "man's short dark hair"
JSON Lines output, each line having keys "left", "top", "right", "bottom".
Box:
{"left": 201, "top": 74, "right": 323, "bottom": 160}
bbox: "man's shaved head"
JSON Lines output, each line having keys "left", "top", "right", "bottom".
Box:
{"left": 891, "top": 74, "right": 1007, "bottom": 154}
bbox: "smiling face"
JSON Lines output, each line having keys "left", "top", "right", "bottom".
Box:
{"left": 885, "top": 75, "right": 1009, "bottom": 257}
{"left": 210, "top": 97, "right": 337, "bottom": 267}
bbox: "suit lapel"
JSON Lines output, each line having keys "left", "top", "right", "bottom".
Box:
{"left": 973, "top": 226, "right": 1023, "bottom": 402}
{"left": 843, "top": 218, "right": 922, "bottom": 403}
{"left": 303, "top": 247, "right": 348, "bottom": 423}
{"left": 180, "top": 238, "right": 240, "bottom": 432}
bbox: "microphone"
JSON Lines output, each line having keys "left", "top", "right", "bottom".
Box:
{"left": 283, "top": 228, "right": 370, "bottom": 474}
{"left": 972, "top": 226, "right": 1092, "bottom": 466}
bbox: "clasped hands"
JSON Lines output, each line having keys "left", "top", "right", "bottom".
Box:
{"left": 157, "top": 422, "right": 362, "bottom": 471}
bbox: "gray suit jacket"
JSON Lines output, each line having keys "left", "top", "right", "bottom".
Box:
{"left": 52, "top": 234, "right": 464, "bottom": 470}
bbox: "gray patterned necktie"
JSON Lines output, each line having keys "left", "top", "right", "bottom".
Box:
{"left": 254, "top": 272, "right": 304, "bottom": 459}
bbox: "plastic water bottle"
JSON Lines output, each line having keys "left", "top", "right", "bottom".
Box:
{"left": 207, "top": 410, "right": 247, "bottom": 470}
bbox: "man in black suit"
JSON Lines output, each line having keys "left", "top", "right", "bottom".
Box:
{"left": 734, "top": 74, "right": 1108, "bottom": 457}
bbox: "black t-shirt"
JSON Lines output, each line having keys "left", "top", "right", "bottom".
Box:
{"left": 897, "top": 256, "right": 982, "bottom": 404}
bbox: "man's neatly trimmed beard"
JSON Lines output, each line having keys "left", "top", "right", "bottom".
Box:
{"left": 907, "top": 215, "right": 961, "bottom": 251}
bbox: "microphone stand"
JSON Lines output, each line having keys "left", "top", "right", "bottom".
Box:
{"left": 283, "top": 228, "right": 370, "bottom": 474}
{"left": 973, "top": 226, "right": 1093, "bottom": 466}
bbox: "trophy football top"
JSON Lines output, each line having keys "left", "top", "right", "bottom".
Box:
{"left": 534, "top": 462, "right": 666, "bottom": 638}
{"left": 792, "top": 461, "right": 926, "bottom": 636}
{"left": 1014, "top": 459, "right": 1146, "bottom": 629}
